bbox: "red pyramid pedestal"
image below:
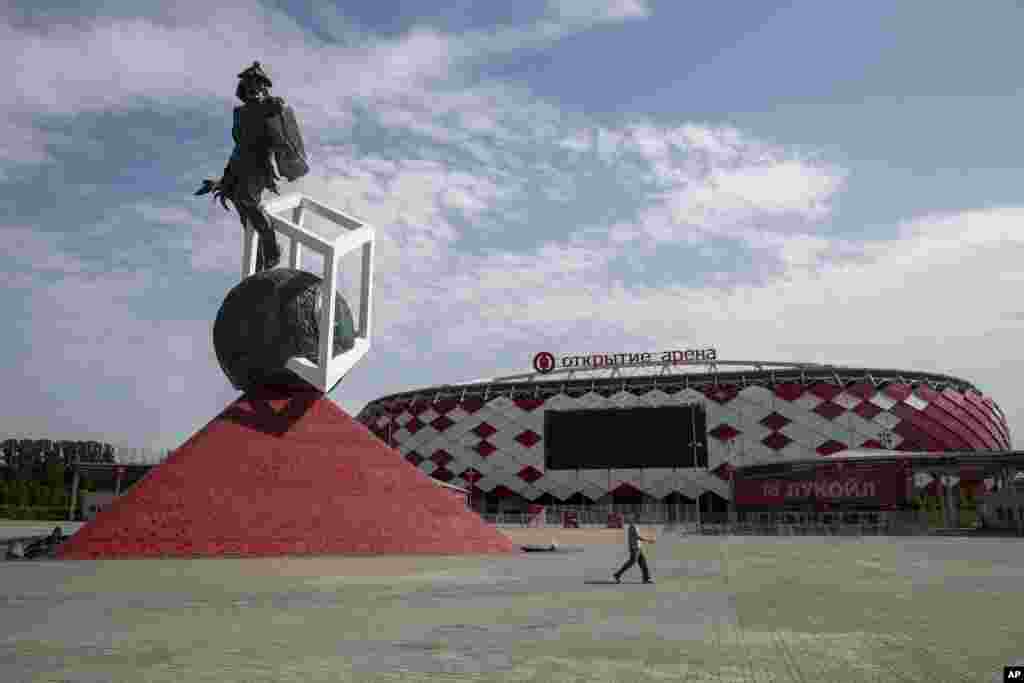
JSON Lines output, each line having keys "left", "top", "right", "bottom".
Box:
{"left": 58, "top": 386, "right": 518, "bottom": 559}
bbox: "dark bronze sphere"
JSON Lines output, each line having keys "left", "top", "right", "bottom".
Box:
{"left": 213, "top": 268, "right": 356, "bottom": 392}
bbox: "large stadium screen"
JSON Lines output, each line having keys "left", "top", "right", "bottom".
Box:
{"left": 544, "top": 404, "right": 708, "bottom": 470}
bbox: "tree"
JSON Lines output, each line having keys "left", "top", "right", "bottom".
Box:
{"left": 49, "top": 485, "right": 65, "bottom": 507}
{"left": 10, "top": 480, "right": 26, "bottom": 506}
{"left": 26, "top": 481, "right": 40, "bottom": 506}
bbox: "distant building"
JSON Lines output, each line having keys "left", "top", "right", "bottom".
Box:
{"left": 80, "top": 491, "right": 118, "bottom": 521}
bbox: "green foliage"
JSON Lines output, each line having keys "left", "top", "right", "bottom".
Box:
{"left": 45, "top": 462, "right": 65, "bottom": 488}
{"left": 0, "top": 506, "right": 68, "bottom": 521}
{"left": 9, "top": 480, "right": 26, "bottom": 506}
{"left": 26, "top": 481, "right": 37, "bottom": 506}
{"left": 49, "top": 486, "right": 66, "bottom": 507}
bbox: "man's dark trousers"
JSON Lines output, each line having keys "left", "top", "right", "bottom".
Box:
{"left": 614, "top": 548, "right": 651, "bottom": 582}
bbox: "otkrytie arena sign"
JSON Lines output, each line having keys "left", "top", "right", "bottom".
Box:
{"left": 532, "top": 348, "right": 718, "bottom": 374}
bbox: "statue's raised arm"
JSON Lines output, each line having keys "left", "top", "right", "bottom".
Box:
{"left": 194, "top": 62, "right": 310, "bottom": 272}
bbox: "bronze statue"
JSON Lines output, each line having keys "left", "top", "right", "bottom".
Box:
{"left": 196, "top": 62, "right": 309, "bottom": 272}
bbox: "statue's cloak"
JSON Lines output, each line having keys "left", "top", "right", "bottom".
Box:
{"left": 227, "top": 97, "right": 309, "bottom": 193}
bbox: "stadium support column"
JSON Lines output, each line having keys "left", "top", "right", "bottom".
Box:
{"left": 938, "top": 472, "right": 950, "bottom": 529}
{"left": 728, "top": 475, "right": 737, "bottom": 523}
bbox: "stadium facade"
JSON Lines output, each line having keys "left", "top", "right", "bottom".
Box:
{"left": 355, "top": 351, "right": 1012, "bottom": 517}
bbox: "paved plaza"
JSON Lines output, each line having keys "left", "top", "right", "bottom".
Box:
{"left": 2, "top": 530, "right": 1022, "bottom": 682}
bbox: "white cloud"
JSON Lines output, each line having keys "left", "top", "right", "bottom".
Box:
{"left": 708, "top": 162, "right": 841, "bottom": 218}
{"left": 2, "top": 227, "right": 88, "bottom": 273}
{"left": 558, "top": 128, "right": 593, "bottom": 153}
{"left": 0, "top": 119, "right": 53, "bottom": 179}
{"left": 547, "top": 0, "right": 652, "bottom": 23}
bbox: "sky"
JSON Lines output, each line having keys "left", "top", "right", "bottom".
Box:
{"left": 2, "top": 0, "right": 1024, "bottom": 455}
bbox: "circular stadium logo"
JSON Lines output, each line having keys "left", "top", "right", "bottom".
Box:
{"left": 533, "top": 352, "right": 556, "bottom": 374}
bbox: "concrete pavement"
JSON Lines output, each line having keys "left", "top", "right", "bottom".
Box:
{"left": 1, "top": 533, "right": 1021, "bottom": 681}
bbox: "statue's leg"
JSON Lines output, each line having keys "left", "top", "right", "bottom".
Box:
{"left": 236, "top": 185, "right": 280, "bottom": 271}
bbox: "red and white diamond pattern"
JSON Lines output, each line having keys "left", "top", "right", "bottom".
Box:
{"left": 358, "top": 379, "right": 1011, "bottom": 503}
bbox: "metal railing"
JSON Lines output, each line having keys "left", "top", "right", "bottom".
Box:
{"left": 481, "top": 503, "right": 702, "bottom": 527}
{"left": 481, "top": 507, "right": 936, "bottom": 536}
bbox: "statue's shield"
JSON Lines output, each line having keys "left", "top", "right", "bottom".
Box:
{"left": 269, "top": 105, "right": 309, "bottom": 181}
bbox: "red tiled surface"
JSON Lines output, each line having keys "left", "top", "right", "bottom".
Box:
{"left": 517, "top": 465, "right": 543, "bottom": 484}
{"left": 713, "top": 463, "right": 735, "bottom": 481}
{"left": 852, "top": 401, "right": 882, "bottom": 420}
{"left": 773, "top": 383, "right": 805, "bottom": 401}
{"left": 812, "top": 402, "right": 846, "bottom": 421}
{"left": 433, "top": 399, "right": 458, "bottom": 414}
{"left": 845, "top": 382, "right": 875, "bottom": 400}
{"left": 430, "top": 449, "right": 453, "bottom": 467}
{"left": 514, "top": 430, "right": 542, "bottom": 448}
{"left": 408, "top": 402, "right": 430, "bottom": 416}
{"left": 883, "top": 383, "right": 913, "bottom": 402}
{"left": 473, "top": 441, "right": 497, "bottom": 458}
{"left": 58, "top": 388, "right": 518, "bottom": 559}
{"left": 709, "top": 423, "right": 741, "bottom": 442}
{"left": 611, "top": 482, "right": 642, "bottom": 497}
{"left": 430, "top": 415, "right": 455, "bottom": 432}
{"left": 514, "top": 398, "right": 545, "bottom": 412}
{"left": 472, "top": 422, "right": 497, "bottom": 439}
{"left": 816, "top": 440, "right": 847, "bottom": 456}
{"left": 432, "top": 467, "right": 454, "bottom": 482}
{"left": 763, "top": 432, "right": 793, "bottom": 451}
{"left": 703, "top": 384, "right": 740, "bottom": 404}
{"left": 491, "top": 485, "right": 514, "bottom": 498}
{"left": 461, "top": 398, "right": 485, "bottom": 414}
{"left": 759, "top": 412, "right": 791, "bottom": 431}
{"left": 808, "top": 382, "right": 843, "bottom": 401}
{"left": 460, "top": 468, "right": 482, "bottom": 483}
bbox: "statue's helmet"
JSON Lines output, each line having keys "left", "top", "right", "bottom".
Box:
{"left": 238, "top": 61, "right": 273, "bottom": 88}
{"left": 236, "top": 62, "right": 273, "bottom": 102}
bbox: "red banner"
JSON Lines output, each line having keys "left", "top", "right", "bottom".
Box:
{"left": 735, "top": 462, "right": 910, "bottom": 506}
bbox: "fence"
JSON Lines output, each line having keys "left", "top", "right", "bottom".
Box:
{"left": 482, "top": 506, "right": 936, "bottom": 536}
{"left": 688, "top": 511, "right": 930, "bottom": 537}
{"left": 482, "top": 502, "right": 702, "bottom": 528}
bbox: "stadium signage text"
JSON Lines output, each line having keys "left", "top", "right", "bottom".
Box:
{"left": 762, "top": 480, "right": 877, "bottom": 500}
{"left": 733, "top": 463, "right": 910, "bottom": 506}
{"left": 532, "top": 348, "right": 717, "bottom": 374}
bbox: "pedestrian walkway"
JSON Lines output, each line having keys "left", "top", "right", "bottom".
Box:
{"left": 1, "top": 535, "right": 1020, "bottom": 681}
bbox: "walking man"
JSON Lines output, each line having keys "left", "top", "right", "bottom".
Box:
{"left": 613, "top": 514, "right": 655, "bottom": 584}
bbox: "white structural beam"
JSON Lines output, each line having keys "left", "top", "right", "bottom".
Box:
{"left": 237, "top": 193, "right": 375, "bottom": 394}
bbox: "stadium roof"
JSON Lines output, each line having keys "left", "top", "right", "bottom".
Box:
{"left": 362, "top": 360, "right": 986, "bottom": 408}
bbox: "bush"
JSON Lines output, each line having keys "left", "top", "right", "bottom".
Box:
{"left": 49, "top": 487, "right": 66, "bottom": 507}
{"left": 8, "top": 481, "right": 26, "bottom": 507}
{"left": 26, "top": 481, "right": 40, "bottom": 507}
{"left": 0, "top": 505, "right": 68, "bottom": 521}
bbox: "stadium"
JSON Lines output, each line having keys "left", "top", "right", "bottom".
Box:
{"left": 355, "top": 349, "right": 1013, "bottom": 526}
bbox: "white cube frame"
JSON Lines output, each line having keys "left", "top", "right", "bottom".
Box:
{"left": 242, "top": 193, "right": 374, "bottom": 394}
